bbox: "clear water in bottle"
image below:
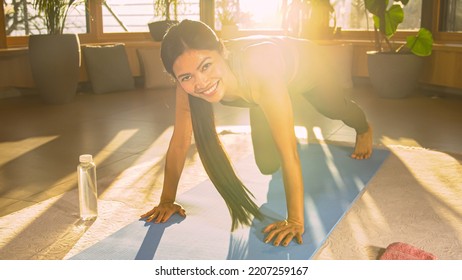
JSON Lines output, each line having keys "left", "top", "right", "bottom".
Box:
{"left": 77, "top": 154, "right": 98, "bottom": 220}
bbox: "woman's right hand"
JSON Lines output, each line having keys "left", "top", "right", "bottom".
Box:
{"left": 140, "top": 202, "right": 186, "bottom": 224}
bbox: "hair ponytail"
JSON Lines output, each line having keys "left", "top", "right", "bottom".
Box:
{"left": 188, "top": 95, "right": 263, "bottom": 230}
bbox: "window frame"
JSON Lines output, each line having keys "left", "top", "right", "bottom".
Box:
{"left": 0, "top": 3, "right": 6, "bottom": 48}
{"left": 432, "top": 0, "right": 462, "bottom": 43}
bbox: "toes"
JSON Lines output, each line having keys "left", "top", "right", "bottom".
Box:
{"left": 352, "top": 150, "right": 372, "bottom": 160}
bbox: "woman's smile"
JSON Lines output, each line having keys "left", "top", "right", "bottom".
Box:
{"left": 197, "top": 80, "right": 219, "bottom": 97}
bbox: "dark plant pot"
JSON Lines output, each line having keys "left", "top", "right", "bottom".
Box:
{"left": 148, "top": 20, "right": 178, "bottom": 41}
{"left": 367, "top": 51, "right": 424, "bottom": 99}
{"left": 29, "top": 33, "right": 81, "bottom": 104}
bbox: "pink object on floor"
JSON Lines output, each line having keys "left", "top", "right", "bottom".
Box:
{"left": 379, "top": 242, "right": 437, "bottom": 260}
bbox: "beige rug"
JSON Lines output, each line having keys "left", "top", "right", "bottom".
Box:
{"left": 1, "top": 132, "right": 461, "bottom": 260}
{"left": 313, "top": 145, "right": 462, "bottom": 260}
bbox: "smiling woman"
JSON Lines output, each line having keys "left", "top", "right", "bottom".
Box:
{"left": 141, "top": 19, "right": 374, "bottom": 249}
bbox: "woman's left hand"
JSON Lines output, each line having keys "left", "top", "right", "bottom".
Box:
{"left": 263, "top": 220, "right": 304, "bottom": 246}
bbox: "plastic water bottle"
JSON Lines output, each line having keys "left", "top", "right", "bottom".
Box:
{"left": 77, "top": 154, "right": 98, "bottom": 220}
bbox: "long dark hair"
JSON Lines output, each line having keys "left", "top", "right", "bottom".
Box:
{"left": 161, "top": 20, "right": 263, "bottom": 230}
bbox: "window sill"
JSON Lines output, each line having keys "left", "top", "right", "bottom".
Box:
{"left": 0, "top": 47, "right": 28, "bottom": 58}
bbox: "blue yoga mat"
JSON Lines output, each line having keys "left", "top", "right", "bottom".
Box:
{"left": 71, "top": 143, "right": 389, "bottom": 260}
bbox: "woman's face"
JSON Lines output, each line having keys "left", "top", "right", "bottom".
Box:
{"left": 172, "top": 49, "right": 228, "bottom": 103}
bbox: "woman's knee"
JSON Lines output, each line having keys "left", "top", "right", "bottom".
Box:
{"left": 255, "top": 157, "right": 280, "bottom": 175}
{"left": 252, "top": 137, "right": 281, "bottom": 174}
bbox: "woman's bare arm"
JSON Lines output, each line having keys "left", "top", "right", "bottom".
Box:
{"left": 160, "top": 86, "right": 193, "bottom": 203}
{"left": 141, "top": 86, "right": 193, "bottom": 223}
{"left": 246, "top": 43, "right": 305, "bottom": 246}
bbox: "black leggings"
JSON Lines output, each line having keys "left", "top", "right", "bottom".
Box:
{"left": 249, "top": 88, "right": 368, "bottom": 175}
{"left": 302, "top": 87, "right": 369, "bottom": 134}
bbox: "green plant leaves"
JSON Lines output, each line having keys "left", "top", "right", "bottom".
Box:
{"left": 154, "top": 0, "right": 181, "bottom": 20}
{"left": 406, "top": 28, "right": 434, "bottom": 56}
{"left": 365, "top": 0, "right": 433, "bottom": 55}
{"left": 32, "top": 0, "right": 84, "bottom": 34}
{"left": 372, "top": 4, "right": 404, "bottom": 37}
{"left": 364, "top": 0, "right": 387, "bottom": 16}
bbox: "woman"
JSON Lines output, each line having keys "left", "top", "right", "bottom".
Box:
{"left": 141, "top": 20, "right": 372, "bottom": 247}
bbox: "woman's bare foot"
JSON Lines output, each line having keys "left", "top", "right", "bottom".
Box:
{"left": 351, "top": 124, "right": 373, "bottom": 160}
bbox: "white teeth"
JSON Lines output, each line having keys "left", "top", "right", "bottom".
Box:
{"left": 202, "top": 82, "right": 218, "bottom": 96}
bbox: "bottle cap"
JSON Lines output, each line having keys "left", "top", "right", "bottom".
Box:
{"left": 79, "top": 154, "right": 93, "bottom": 163}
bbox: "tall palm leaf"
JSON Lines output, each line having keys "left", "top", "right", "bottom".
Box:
{"left": 33, "top": 0, "right": 78, "bottom": 34}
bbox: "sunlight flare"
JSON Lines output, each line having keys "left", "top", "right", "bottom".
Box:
{"left": 305, "top": 194, "right": 326, "bottom": 244}
{"left": 93, "top": 129, "right": 139, "bottom": 164}
{"left": 0, "top": 136, "right": 58, "bottom": 166}
{"left": 381, "top": 136, "right": 422, "bottom": 148}
{"left": 313, "top": 126, "right": 348, "bottom": 196}
{"left": 98, "top": 127, "right": 174, "bottom": 200}
{"left": 391, "top": 147, "right": 462, "bottom": 220}
{"left": 0, "top": 194, "right": 63, "bottom": 250}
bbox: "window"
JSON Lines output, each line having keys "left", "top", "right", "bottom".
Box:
{"left": 333, "top": 0, "right": 422, "bottom": 31}
{"left": 102, "top": 0, "right": 200, "bottom": 33}
{"left": 4, "top": 0, "right": 87, "bottom": 36}
{"left": 238, "top": 0, "right": 283, "bottom": 30}
{"left": 215, "top": 0, "right": 284, "bottom": 30}
{"left": 213, "top": 0, "right": 422, "bottom": 32}
{"left": 440, "top": 0, "right": 462, "bottom": 32}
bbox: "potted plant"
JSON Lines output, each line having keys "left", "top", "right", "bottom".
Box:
{"left": 365, "top": 0, "right": 433, "bottom": 98}
{"left": 300, "top": 0, "right": 337, "bottom": 40}
{"left": 148, "top": 0, "right": 181, "bottom": 41}
{"left": 29, "top": 0, "right": 83, "bottom": 104}
{"left": 216, "top": 0, "right": 239, "bottom": 39}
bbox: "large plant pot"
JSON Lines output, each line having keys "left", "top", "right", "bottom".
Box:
{"left": 148, "top": 20, "right": 178, "bottom": 41}
{"left": 29, "top": 33, "right": 81, "bottom": 104}
{"left": 367, "top": 51, "right": 424, "bottom": 99}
